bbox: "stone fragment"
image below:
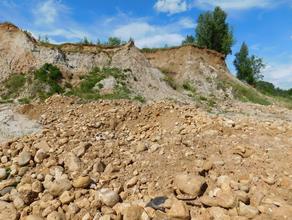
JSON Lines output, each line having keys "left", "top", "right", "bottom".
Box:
{"left": 174, "top": 173, "right": 206, "bottom": 197}
{"left": 238, "top": 202, "right": 259, "bottom": 219}
{"left": 96, "top": 188, "right": 120, "bottom": 207}
{"left": 0, "top": 201, "right": 17, "bottom": 220}
{"left": 167, "top": 199, "right": 190, "bottom": 219}
{"left": 18, "top": 151, "right": 31, "bottom": 166}
{"left": 72, "top": 176, "right": 91, "bottom": 188}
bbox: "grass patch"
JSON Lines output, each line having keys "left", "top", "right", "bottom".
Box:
{"left": 183, "top": 81, "right": 197, "bottom": 94}
{"left": 68, "top": 67, "right": 135, "bottom": 101}
{"left": 133, "top": 95, "right": 146, "bottom": 103}
{"left": 219, "top": 79, "right": 270, "bottom": 105}
{"left": 3, "top": 74, "right": 26, "bottom": 98}
{"left": 18, "top": 97, "right": 31, "bottom": 104}
{"left": 159, "top": 68, "right": 178, "bottom": 90}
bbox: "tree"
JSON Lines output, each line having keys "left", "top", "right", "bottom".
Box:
{"left": 182, "top": 35, "right": 196, "bottom": 45}
{"left": 195, "top": 6, "right": 234, "bottom": 56}
{"left": 107, "top": 37, "right": 122, "bottom": 46}
{"left": 80, "top": 37, "right": 92, "bottom": 45}
{"left": 234, "top": 42, "right": 265, "bottom": 85}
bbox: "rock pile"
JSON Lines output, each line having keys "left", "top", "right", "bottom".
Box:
{"left": 0, "top": 96, "right": 291, "bottom": 219}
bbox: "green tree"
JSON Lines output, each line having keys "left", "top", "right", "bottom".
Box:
{"left": 182, "top": 35, "right": 196, "bottom": 45}
{"left": 234, "top": 42, "right": 265, "bottom": 85}
{"left": 195, "top": 6, "right": 234, "bottom": 56}
{"left": 107, "top": 37, "right": 122, "bottom": 46}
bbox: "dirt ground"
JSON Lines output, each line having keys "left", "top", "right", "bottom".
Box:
{"left": 0, "top": 96, "right": 291, "bottom": 219}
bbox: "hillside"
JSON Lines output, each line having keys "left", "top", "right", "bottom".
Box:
{"left": 0, "top": 22, "right": 269, "bottom": 107}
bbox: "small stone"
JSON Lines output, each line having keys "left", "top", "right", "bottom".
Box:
{"left": 0, "top": 168, "right": 7, "bottom": 180}
{"left": 135, "top": 142, "right": 147, "bottom": 153}
{"left": 122, "top": 205, "right": 147, "bottom": 220}
{"left": 96, "top": 188, "right": 120, "bottom": 207}
{"left": 217, "top": 191, "right": 237, "bottom": 209}
{"left": 73, "top": 176, "right": 91, "bottom": 188}
{"left": 34, "top": 140, "right": 50, "bottom": 151}
{"left": 126, "top": 176, "right": 138, "bottom": 188}
{"left": 47, "top": 211, "right": 66, "bottom": 220}
{"left": 46, "top": 178, "right": 72, "bottom": 196}
{"left": 238, "top": 202, "right": 259, "bottom": 219}
{"left": 174, "top": 173, "right": 207, "bottom": 197}
{"left": 99, "top": 215, "right": 111, "bottom": 220}
{"left": 1, "top": 156, "right": 8, "bottom": 163}
{"left": 59, "top": 191, "right": 74, "bottom": 204}
{"left": 209, "top": 207, "right": 231, "bottom": 220}
{"left": 64, "top": 153, "right": 81, "bottom": 172}
{"left": 32, "top": 180, "right": 43, "bottom": 193}
{"left": 167, "top": 199, "right": 190, "bottom": 219}
{"left": 18, "top": 151, "right": 31, "bottom": 166}
{"left": 0, "top": 201, "right": 17, "bottom": 220}
{"left": 93, "top": 159, "right": 105, "bottom": 173}
{"left": 13, "top": 196, "right": 25, "bottom": 210}
{"left": 34, "top": 149, "right": 48, "bottom": 163}
{"left": 250, "top": 191, "right": 264, "bottom": 207}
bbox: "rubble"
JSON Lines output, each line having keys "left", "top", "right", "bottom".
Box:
{"left": 0, "top": 96, "right": 291, "bottom": 219}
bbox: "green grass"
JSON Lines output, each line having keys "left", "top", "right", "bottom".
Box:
{"left": 3, "top": 74, "right": 26, "bottom": 98}
{"left": 34, "top": 63, "right": 64, "bottom": 95}
{"left": 68, "top": 67, "right": 137, "bottom": 101}
{"left": 133, "top": 95, "right": 146, "bottom": 103}
{"left": 18, "top": 97, "right": 31, "bottom": 104}
{"left": 216, "top": 78, "right": 271, "bottom": 105}
{"left": 183, "top": 81, "right": 197, "bottom": 94}
{"left": 159, "top": 68, "right": 178, "bottom": 90}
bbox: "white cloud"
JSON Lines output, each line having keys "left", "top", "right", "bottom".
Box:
{"left": 112, "top": 18, "right": 194, "bottom": 48}
{"left": 177, "top": 17, "right": 196, "bottom": 28}
{"left": 192, "top": 0, "right": 285, "bottom": 10}
{"left": 33, "top": 0, "right": 69, "bottom": 25}
{"left": 154, "top": 0, "right": 188, "bottom": 14}
{"left": 263, "top": 64, "right": 292, "bottom": 89}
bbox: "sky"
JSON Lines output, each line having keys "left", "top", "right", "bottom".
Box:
{"left": 0, "top": 0, "right": 292, "bottom": 89}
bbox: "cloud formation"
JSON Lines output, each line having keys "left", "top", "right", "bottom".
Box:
{"left": 33, "top": 0, "right": 69, "bottom": 26}
{"left": 192, "top": 0, "right": 286, "bottom": 10}
{"left": 263, "top": 63, "right": 292, "bottom": 89}
{"left": 112, "top": 17, "right": 194, "bottom": 48}
{"left": 154, "top": 0, "right": 188, "bottom": 14}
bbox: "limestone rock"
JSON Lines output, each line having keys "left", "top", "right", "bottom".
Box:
{"left": 72, "top": 176, "right": 91, "bottom": 188}
{"left": 59, "top": 191, "right": 74, "bottom": 204}
{"left": 238, "top": 202, "right": 259, "bottom": 219}
{"left": 64, "top": 153, "right": 81, "bottom": 172}
{"left": 167, "top": 199, "right": 190, "bottom": 219}
{"left": 18, "top": 151, "right": 31, "bottom": 166}
{"left": 0, "top": 168, "right": 7, "bottom": 180}
{"left": 0, "top": 201, "right": 17, "bottom": 220}
{"left": 96, "top": 188, "right": 120, "bottom": 207}
{"left": 174, "top": 173, "right": 206, "bottom": 197}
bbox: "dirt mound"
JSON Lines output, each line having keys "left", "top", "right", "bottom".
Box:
{"left": 0, "top": 96, "right": 291, "bottom": 219}
{"left": 0, "top": 23, "right": 186, "bottom": 102}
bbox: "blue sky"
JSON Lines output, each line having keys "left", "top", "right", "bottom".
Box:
{"left": 0, "top": 0, "right": 292, "bottom": 89}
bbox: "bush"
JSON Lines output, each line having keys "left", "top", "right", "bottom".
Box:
{"left": 34, "top": 63, "right": 63, "bottom": 95}
{"left": 18, "top": 97, "right": 31, "bottom": 104}
{"left": 5, "top": 74, "right": 26, "bottom": 91}
{"left": 3, "top": 74, "right": 26, "bottom": 98}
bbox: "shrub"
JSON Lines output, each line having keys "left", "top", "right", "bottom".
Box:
{"left": 5, "top": 74, "right": 26, "bottom": 91}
